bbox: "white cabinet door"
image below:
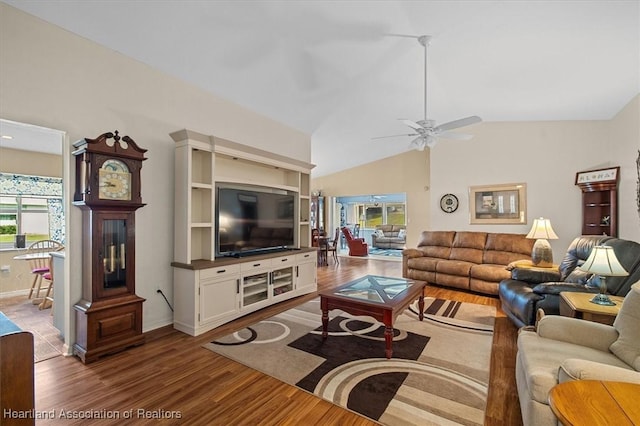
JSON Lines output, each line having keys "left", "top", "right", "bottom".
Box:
{"left": 296, "top": 252, "right": 317, "bottom": 292}
{"left": 272, "top": 266, "right": 294, "bottom": 299}
{"left": 271, "top": 255, "right": 295, "bottom": 299}
{"left": 199, "top": 265, "right": 240, "bottom": 325}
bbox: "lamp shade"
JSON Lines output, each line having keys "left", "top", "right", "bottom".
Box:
{"left": 579, "top": 246, "right": 629, "bottom": 277}
{"left": 526, "top": 217, "right": 559, "bottom": 240}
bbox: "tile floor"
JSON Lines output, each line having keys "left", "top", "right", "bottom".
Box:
{"left": 0, "top": 295, "right": 63, "bottom": 362}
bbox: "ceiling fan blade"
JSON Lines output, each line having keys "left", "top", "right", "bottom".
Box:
{"left": 400, "top": 119, "right": 424, "bottom": 130}
{"left": 372, "top": 133, "right": 418, "bottom": 140}
{"left": 434, "top": 116, "right": 482, "bottom": 132}
{"left": 436, "top": 132, "right": 473, "bottom": 140}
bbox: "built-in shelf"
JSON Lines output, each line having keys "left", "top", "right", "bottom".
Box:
{"left": 575, "top": 167, "right": 619, "bottom": 237}
{"left": 171, "top": 129, "right": 314, "bottom": 264}
{"left": 170, "top": 129, "right": 318, "bottom": 337}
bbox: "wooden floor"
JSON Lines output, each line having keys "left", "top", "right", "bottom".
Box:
{"left": 32, "top": 257, "right": 522, "bottom": 425}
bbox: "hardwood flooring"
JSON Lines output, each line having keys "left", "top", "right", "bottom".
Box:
{"left": 32, "top": 257, "right": 522, "bottom": 425}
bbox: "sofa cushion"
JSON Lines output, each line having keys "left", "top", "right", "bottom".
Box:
{"left": 450, "top": 247, "right": 484, "bottom": 264}
{"left": 407, "top": 256, "right": 440, "bottom": 272}
{"left": 415, "top": 232, "right": 453, "bottom": 258}
{"left": 558, "top": 236, "right": 612, "bottom": 280}
{"left": 450, "top": 232, "right": 486, "bottom": 263}
{"left": 418, "top": 245, "right": 451, "bottom": 259}
{"left": 436, "top": 259, "right": 474, "bottom": 276}
{"left": 470, "top": 263, "right": 512, "bottom": 283}
{"left": 417, "top": 231, "right": 455, "bottom": 248}
{"left": 517, "top": 330, "right": 629, "bottom": 403}
{"left": 453, "top": 231, "right": 487, "bottom": 250}
{"left": 483, "top": 233, "right": 534, "bottom": 265}
{"left": 610, "top": 281, "right": 640, "bottom": 370}
{"left": 559, "top": 358, "right": 639, "bottom": 383}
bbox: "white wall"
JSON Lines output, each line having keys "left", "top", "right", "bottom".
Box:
{"left": 607, "top": 95, "right": 640, "bottom": 242}
{"left": 0, "top": 4, "right": 311, "bottom": 332}
{"left": 430, "top": 95, "right": 639, "bottom": 262}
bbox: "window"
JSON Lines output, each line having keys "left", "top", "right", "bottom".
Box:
{"left": 0, "top": 173, "right": 63, "bottom": 249}
{"left": 351, "top": 202, "right": 405, "bottom": 229}
{"left": 364, "top": 205, "right": 383, "bottom": 228}
{"left": 0, "top": 196, "right": 50, "bottom": 247}
{"left": 385, "top": 203, "right": 406, "bottom": 225}
{"left": 336, "top": 194, "right": 406, "bottom": 231}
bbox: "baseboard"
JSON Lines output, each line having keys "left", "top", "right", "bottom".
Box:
{"left": 0, "top": 289, "right": 30, "bottom": 298}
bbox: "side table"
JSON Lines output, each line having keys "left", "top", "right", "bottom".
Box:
{"left": 559, "top": 291, "right": 624, "bottom": 326}
{"left": 549, "top": 380, "right": 640, "bottom": 425}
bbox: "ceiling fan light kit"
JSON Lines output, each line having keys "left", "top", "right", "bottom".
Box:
{"left": 375, "top": 35, "right": 482, "bottom": 150}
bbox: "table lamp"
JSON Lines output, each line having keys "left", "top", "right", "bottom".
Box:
{"left": 526, "top": 217, "right": 559, "bottom": 267}
{"left": 579, "top": 245, "right": 628, "bottom": 306}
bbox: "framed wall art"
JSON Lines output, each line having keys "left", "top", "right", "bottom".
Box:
{"left": 469, "top": 183, "right": 526, "bottom": 224}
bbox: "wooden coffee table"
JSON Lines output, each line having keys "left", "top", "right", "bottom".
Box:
{"left": 319, "top": 275, "right": 425, "bottom": 359}
{"left": 559, "top": 291, "right": 624, "bottom": 325}
{"left": 549, "top": 380, "right": 640, "bottom": 425}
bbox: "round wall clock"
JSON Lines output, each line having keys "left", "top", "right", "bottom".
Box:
{"left": 440, "top": 194, "right": 459, "bottom": 213}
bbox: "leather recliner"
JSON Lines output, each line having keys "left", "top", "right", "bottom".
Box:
{"left": 499, "top": 235, "right": 640, "bottom": 328}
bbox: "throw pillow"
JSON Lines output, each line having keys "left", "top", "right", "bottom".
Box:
{"left": 375, "top": 229, "right": 385, "bottom": 238}
{"left": 610, "top": 281, "right": 640, "bottom": 370}
{"left": 398, "top": 229, "right": 406, "bottom": 239}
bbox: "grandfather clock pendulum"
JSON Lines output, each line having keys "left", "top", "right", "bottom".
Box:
{"left": 72, "top": 130, "right": 147, "bottom": 363}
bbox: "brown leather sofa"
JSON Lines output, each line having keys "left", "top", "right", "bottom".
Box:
{"left": 371, "top": 224, "right": 406, "bottom": 249}
{"left": 402, "top": 231, "right": 534, "bottom": 295}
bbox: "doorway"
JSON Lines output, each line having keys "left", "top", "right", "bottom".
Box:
{"left": 0, "top": 118, "right": 68, "bottom": 361}
{"left": 332, "top": 193, "right": 407, "bottom": 257}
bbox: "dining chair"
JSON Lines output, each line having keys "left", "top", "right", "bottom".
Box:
{"left": 327, "top": 227, "right": 340, "bottom": 265}
{"left": 39, "top": 266, "right": 54, "bottom": 311}
{"left": 26, "top": 240, "right": 63, "bottom": 300}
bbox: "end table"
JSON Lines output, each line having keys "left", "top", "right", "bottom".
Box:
{"left": 559, "top": 291, "right": 624, "bottom": 325}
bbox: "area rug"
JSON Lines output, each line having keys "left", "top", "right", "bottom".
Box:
{"left": 204, "top": 297, "right": 495, "bottom": 425}
{"left": 368, "top": 247, "right": 403, "bottom": 258}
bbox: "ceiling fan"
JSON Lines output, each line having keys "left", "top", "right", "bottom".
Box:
{"left": 373, "top": 35, "right": 482, "bottom": 151}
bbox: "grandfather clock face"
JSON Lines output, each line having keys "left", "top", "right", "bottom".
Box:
{"left": 99, "top": 159, "right": 132, "bottom": 201}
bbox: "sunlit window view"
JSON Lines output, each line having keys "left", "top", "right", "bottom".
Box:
{"left": 334, "top": 194, "right": 407, "bottom": 257}
{"left": 0, "top": 196, "right": 50, "bottom": 248}
{"left": 0, "top": 173, "right": 64, "bottom": 249}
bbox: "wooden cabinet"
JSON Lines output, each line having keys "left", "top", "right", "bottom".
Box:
{"left": 170, "top": 128, "right": 317, "bottom": 336}
{"left": 576, "top": 167, "right": 619, "bottom": 237}
{"left": 172, "top": 249, "right": 317, "bottom": 336}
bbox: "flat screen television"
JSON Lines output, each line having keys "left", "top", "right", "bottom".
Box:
{"left": 215, "top": 183, "right": 296, "bottom": 257}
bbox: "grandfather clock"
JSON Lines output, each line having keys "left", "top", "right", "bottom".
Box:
{"left": 72, "top": 130, "right": 147, "bottom": 363}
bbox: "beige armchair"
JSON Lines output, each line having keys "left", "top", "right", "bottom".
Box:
{"left": 515, "top": 281, "right": 640, "bottom": 426}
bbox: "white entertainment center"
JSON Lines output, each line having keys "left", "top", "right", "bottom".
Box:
{"left": 170, "top": 129, "right": 317, "bottom": 336}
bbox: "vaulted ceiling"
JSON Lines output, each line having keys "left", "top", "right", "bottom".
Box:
{"left": 3, "top": 1, "right": 639, "bottom": 176}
